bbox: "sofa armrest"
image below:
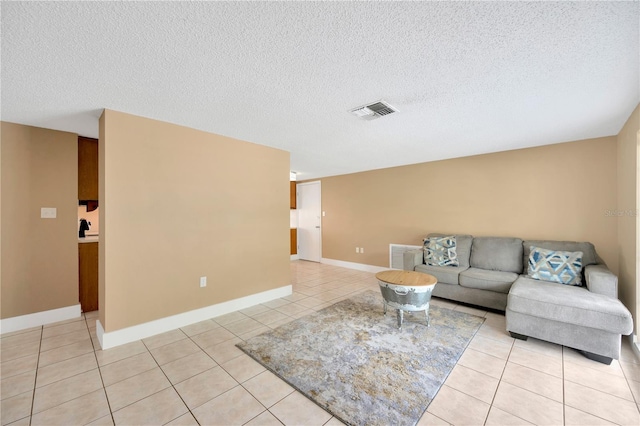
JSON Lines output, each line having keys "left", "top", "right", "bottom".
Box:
{"left": 403, "top": 249, "right": 423, "bottom": 271}
{"left": 584, "top": 264, "right": 618, "bottom": 299}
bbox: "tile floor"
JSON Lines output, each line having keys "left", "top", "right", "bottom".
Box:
{"left": 2, "top": 260, "right": 640, "bottom": 425}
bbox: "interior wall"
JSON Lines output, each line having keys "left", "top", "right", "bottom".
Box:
{"left": 1, "top": 122, "right": 78, "bottom": 319}
{"left": 617, "top": 103, "right": 640, "bottom": 335}
{"left": 100, "top": 110, "right": 290, "bottom": 332}
{"left": 320, "top": 137, "right": 618, "bottom": 275}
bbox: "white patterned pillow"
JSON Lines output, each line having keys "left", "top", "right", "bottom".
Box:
{"left": 424, "top": 236, "right": 459, "bottom": 267}
{"left": 528, "top": 246, "right": 583, "bottom": 285}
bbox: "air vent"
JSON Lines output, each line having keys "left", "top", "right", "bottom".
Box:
{"left": 350, "top": 100, "right": 397, "bottom": 120}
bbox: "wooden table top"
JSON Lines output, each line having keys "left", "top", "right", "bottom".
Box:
{"left": 375, "top": 270, "right": 437, "bottom": 287}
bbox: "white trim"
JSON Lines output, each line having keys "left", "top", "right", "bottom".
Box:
{"left": 97, "top": 285, "right": 292, "bottom": 350}
{"left": 290, "top": 254, "right": 300, "bottom": 260}
{"left": 321, "top": 258, "right": 388, "bottom": 274}
{"left": 631, "top": 333, "right": 640, "bottom": 358}
{"left": 0, "top": 304, "right": 81, "bottom": 334}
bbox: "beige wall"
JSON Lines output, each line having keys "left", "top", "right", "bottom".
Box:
{"left": 99, "top": 110, "right": 290, "bottom": 332}
{"left": 617, "top": 104, "right": 640, "bottom": 334}
{"left": 1, "top": 122, "right": 78, "bottom": 319}
{"left": 320, "top": 137, "right": 619, "bottom": 275}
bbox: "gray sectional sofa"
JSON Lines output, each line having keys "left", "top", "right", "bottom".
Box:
{"left": 403, "top": 234, "right": 634, "bottom": 364}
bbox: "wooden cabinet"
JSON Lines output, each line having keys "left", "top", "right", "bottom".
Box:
{"left": 290, "top": 181, "right": 296, "bottom": 209}
{"left": 79, "top": 242, "right": 99, "bottom": 312}
{"left": 78, "top": 136, "right": 98, "bottom": 200}
{"left": 290, "top": 228, "right": 297, "bottom": 255}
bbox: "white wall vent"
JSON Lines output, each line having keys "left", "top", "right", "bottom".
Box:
{"left": 350, "top": 100, "right": 397, "bottom": 120}
{"left": 389, "top": 244, "right": 422, "bottom": 269}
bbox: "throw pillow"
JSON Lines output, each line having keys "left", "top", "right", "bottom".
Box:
{"left": 424, "top": 236, "right": 459, "bottom": 267}
{"left": 528, "top": 246, "right": 583, "bottom": 285}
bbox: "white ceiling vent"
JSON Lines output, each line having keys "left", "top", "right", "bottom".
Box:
{"left": 350, "top": 100, "right": 397, "bottom": 120}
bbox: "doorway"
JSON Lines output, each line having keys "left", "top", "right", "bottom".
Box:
{"left": 297, "top": 181, "right": 322, "bottom": 262}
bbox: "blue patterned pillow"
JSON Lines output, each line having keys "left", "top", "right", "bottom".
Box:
{"left": 424, "top": 236, "right": 459, "bottom": 267}
{"left": 528, "top": 246, "right": 583, "bottom": 285}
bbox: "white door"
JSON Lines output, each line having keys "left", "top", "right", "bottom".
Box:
{"left": 297, "top": 181, "right": 322, "bottom": 262}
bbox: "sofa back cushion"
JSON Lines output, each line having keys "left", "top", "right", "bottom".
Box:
{"left": 522, "top": 240, "right": 597, "bottom": 268}
{"left": 427, "top": 233, "right": 473, "bottom": 268}
{"left": 470, "top": 237, "right": 524, "bottom": 273}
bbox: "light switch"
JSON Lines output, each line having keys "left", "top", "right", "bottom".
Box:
{"left": 41, "top": 208, "right": 57, "bottom": 219}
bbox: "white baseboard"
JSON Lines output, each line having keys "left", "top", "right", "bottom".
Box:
{"left": 321, "top": 258, "right": 388, "bottom": 274}
{"left": 290, "top": 254, "right": 300, "bottom": 260}
{"left": 630, "top": 333, "right": 640, "bottom": 358}
{"left": 96, "top": 285, "right": 292, "bottom": 350}
{"left": 0, "top": 304, "right": 81, "bottom": 334}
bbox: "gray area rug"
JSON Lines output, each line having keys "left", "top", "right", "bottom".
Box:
{"left": 237, "top": 290, "right": 484, "bottom": 426}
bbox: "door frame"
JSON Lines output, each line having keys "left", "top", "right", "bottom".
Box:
{"left": 296, "top": 180, "right": 322, "bottom": 262}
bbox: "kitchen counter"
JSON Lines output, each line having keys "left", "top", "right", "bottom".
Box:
{"left": 79, "top": 236, "right": 99, "bottom": 243}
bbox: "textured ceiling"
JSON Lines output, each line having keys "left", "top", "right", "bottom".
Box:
{"left": 2, "top": 1, "right": 639, "bottom": 179}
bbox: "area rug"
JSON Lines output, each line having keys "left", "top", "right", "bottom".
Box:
{"left": 237, "top": 290, "right": 484, "bottom": 426}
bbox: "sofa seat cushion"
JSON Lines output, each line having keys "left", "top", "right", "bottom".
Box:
{"left": 508, "top": 277, "right": 633, "bottom": 335}
{"left": 470, "top": 237, "right": 523, "bottom": 273}
{"left": 459, "top": 268, "right": 518, "bottom": 294}
{"left": 415, "top": 264, "right": 468, "bottom": 286}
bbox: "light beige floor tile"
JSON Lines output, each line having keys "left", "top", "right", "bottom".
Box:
{"left": 85, "top": 414, "right": 114, "bottom": 425}
{"left": 238, "top": 325, "right": 270, "bottom": 340}
{"left": 275, "top": 303, "right": 311, "bottom": 317}
{"left": 262, "top": 299, "right": 292, "bottom": 309}
{"left": 475, "top": 322, "right": 515, "bottom": 345}
{"left": 620, "top": 340, "right": 640, "bottom": 365}
{"left": 38, "top": 338, "right": 93, "bottom": 367}
{"left": 112, "top": 387, "right": 188, "bottom": 426}
{"left": 105, "top": 367, "right": 171, "bottom": 412}
{"left": 223, "top": 317, "right": 264, "bottom": 335}
{"left": 251, "top": 310, "right": 290, "bottom": 325}
{"left": 416, "top": 411, "right": 450, "bottom": 426}
{"left": 213, "top": 311, "right": 248, "bottom": 326}
{"left": 36, "top": 352, "right": 97, "bottom": 388}
{"left": 507, "top": 345, "right": 562, "bottom": 377}
{"left": 564, "top": 360, "right": 634, "bottom": 401}
{"left": 484, "top": 407, "right": 533, "bottom": 425}
{"left": 149, "top": 338, "right": 199, "bottom": 365}
{"left": 1, "top": 370, "right": 35, "bottom": 400}
{"left": 492, "top": 381, "right": 564, "bottom": 425}
{"left": 190, "top": 327, "right": 237, "bottom": 349}
{"left": 564, "top": 406, "right": 616, "bottom": 425}
{"left": 512, "top": 336, "right": 562, "bottom": 359}
{"left": 430, "top": 298, "right": 458, "bottom": 310}
{"left": 174, "top": 366, "right": 238, "bottom": 409}
{"left": 442, "top": 364, "right": 499, "bottom": 404}
{"left": 84, "top": 310, "right": 100, "bottom": 320}
{"left": 240, "top": 304, "right": 272, "bottom": 317}
{"left": 192, "top": 387, "right": 262, "bottom": 424}
{"left": 453, "top": 305, "right": 487, "bottom": 317}
{"left": 628, "top": 378, "right": 640, "bottom": 402}
{"left": 295, "top": 297, "right": 325, "bottom": 309}
{"left": 468, "top": 334, "right": 512, "bottom": 360}
{"left": 41, "top": 320, "right": 88, "bottom": 339}
{"left": 31, "top": 389, "right": 109, "bottom": 426}
{"left": 245, "top": 410, "right": 285, "bottom": 426}
{"left": 426, "top": 385, "right": 490, "bottom": 425}
{"left": 0, "top": 326, "right": 41, "bottom": 339}
{"left": 564, "top": 379, "right": 640, "bottom": 425}
{"left": 243, "top": 370, "right": 295, "bottom": 408}
{"left": 268, "top": 317, "right": 295, "bottom": 329}
{"left": 0, "top": 354, "right": 38, "bottom": 380}
{"left": 43, "top": 316, "right": 84, "bottom": 328}
{"left": 99, "top": 351, "right": 157, "bottom": 387}
{"left": 5, "top": 415, "right": 30, "bottom": 426}
{"left": 203, "top": 337, "right": 244, "bottom": 364}
{"left": 621, "top": 360, "right": 640, "bottom": 382}
{"left": 164, "top": 412, "right": 200, "bottom": 426}
{"left": 0, "top": 330, "right": 41, "bottom": 348}
{"left": 0, "top": 391, "right": 33, "bottom": 425}
{"left": 563, "top": 347, "right": 625, "bottom": 377}
{"left": 142, "top": 329, "right": 187, "bottom": 350}
{"left": 221, "top": 353, "right": 266, "bottom": 383}
{"left": 0, "top": 340, "right": 40, "bottom": 363}
{"left": 94, "top": 340, "right": 148, "bottom": 367}
{"left": 161, "top": 351, "right": 217, "bottom": 384}
{"left": 270, "top": 391, "right": 332, "bottom": 426}
{"left": 32, "top": 368, "right": 103, "bottom": 414}
{"left": 40, "top": 327, "right": 91, "bottom": 352}
{"left": 457, "top": 348, "right": 506, "bottom": 379}
{"left": 281, "top": 292, "right": 309, "bottom": 302}
{"left": 179, "top": 319, "right": 219, "bottom": 337}
{"left": 500, "top": 362, "right": 563, "bottom": 402}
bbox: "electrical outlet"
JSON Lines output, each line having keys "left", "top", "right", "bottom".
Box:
{"left": 41, "top": 207, "right": 57, "bottom": 219}
{"left": 199, "top": 276, "right": 207, "bottom": 288}
{"left": 355, "top": 247, "right": 359, "bottom": 253}
{"left": 361, "top": 247, "right": 365, "bottom": 253}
